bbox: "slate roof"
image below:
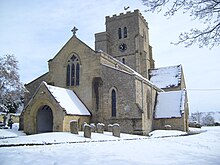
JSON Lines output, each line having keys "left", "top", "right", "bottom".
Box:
{"left": 154, "top": 90, "right": 186, "bottom": 119}
{"left": 149, "top": 65, "right": 182, "bottom": 89}
{"left": 99, "top": 51, "right": 163, "bottom": 92}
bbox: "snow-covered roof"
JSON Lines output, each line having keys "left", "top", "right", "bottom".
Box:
{"left": 44, "top": 82, "right": 91, "bottom": 116}
{"left": 149, "top": 65, "right": 182, "bottom": 89}
{"left": 154, "top": 90, "right": 186, "bottom": 119}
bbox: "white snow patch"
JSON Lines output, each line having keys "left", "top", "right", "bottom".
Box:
{"left": 45, "top": 82, "right": 91, "bottom": 116}
{"left": 0, "top": 129, "right": 18, "bottom": 139}
{"left": 149, "top": 130, "right": 187, "bottom": 138}
{"left": 0, "top": 123, "right": 26, "bottom": 139}
{"left": 149, "top": 65, "right": 182, "bottom": 89}
{"left": 0, "top": 127, "right": 220, "bottom": 165}
{"left": 0, "top": 131, "right": 146, "bottom": 146}
{"left": 155, "top": 90, "right": 186, "bottom": 118}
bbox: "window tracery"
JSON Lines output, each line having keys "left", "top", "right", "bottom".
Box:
{"left": 66, "top": 55, "right": 80, "bottom": 86}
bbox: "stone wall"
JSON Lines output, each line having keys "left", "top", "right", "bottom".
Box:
{"left": 153, "top": 117, "right": 185, "bottom": 132}
{"left": 0, "top": 113, "right": 20, "bottom": 123}
{"left": 63, "top": 115, "right": 90, "bottom": 132}
{"left": 99, "top": 65, "right": 144, "bottom": 134}
{"left": 135, "top": 78, "right": 158, "bottom": 135}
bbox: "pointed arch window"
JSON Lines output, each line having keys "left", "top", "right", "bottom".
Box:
{"left": 66, "top": 55, "right": 80, "bottom": 86}
{"left": 111, "top": 89, "right": 117, "bottom": 117}
{"left": 122, "top": 58, "right": 125, "bottom": 64}
{"left": 124, "top": 27, "right": 127, "bottom": 38}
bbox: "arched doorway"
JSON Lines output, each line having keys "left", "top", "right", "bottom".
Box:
{"left": 37, "top": 105, "right": 53, "bottom": 133}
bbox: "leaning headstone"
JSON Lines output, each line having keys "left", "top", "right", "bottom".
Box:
{"left": 90, "top": 123, "right": 96, "bottom": 132}
{"left": 84, "top": 124, "right": 91, "bottom": 138}
{"left": 112, "top": 123, "right": 120, "bottom": 137}
{"left": 97, "top": 123, "right": 105, "bottom": 133}
{"left": 70, "top": 120, "right": 78, "bottom": 134}
{"left": 108, "top": 124, "right": 113, "bottom": 132}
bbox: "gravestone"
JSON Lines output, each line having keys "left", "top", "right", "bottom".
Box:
{"left": 97, "top": 123, "right": 105, "bottom": 133}
{"left": 112, "top": 123, "right": 120, "bottom": 137}
{"left": 70, "top": 120, "right": 78, "bottom": 134}
{"left": 82, "top": 122, "right": 87, "bottom": 131}
{"left": 90, "top": 123, "right": 96, "bottom": 132}
{"left": 108, "top": 124, "right": 113, "bottom": 132}
{"left": 164, "top": 125, "right": 172, "bottom": 130}
{"left": 84, "top": 124, "right": 91, "bottom": 138}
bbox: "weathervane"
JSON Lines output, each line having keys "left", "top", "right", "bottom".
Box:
{"left": 124, "top": 6, "right": 130, "bottom": 11}
{"left": 71, "top": 26, "right": 78, "bottom": 36}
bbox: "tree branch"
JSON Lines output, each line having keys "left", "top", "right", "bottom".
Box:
{"left": 142, "top": 0, "right": 220, "bottom": 48}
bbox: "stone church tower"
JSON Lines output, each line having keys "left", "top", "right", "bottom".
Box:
{"left": 95, "top": 9, "right": 155, "bottom": 79}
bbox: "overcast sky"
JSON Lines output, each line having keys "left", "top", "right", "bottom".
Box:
{"left": 0, "top": 0, "right": 220, "bottom": 113}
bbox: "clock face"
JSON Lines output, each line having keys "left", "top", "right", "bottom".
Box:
{"left": 119, "top": 43, "right": 127, "bottom": 52}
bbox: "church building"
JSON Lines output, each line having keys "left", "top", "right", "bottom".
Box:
{"left": 20, "top": 10, "right": 189, "bottom": 135}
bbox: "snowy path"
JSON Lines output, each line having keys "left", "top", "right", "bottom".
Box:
{"left": 0, "top": 127, "right": 219, "bottom": 165}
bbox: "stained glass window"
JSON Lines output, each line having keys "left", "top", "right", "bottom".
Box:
{"left": 66, "top": 55, "right": 80, "bottom": 86}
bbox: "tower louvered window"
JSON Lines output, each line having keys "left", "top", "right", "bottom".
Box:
{"left": 118, "top": 28, "right": 122, "bottom": 39}
{"left": 118, "top": 27, "right": 128, "bottom": 39}
{"left": 124, "top": 27, "right": 127, "bottom": 38}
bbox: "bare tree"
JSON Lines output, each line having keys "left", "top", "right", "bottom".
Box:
{"left": 0, "top": 54, "right": 24, "bottom": 113}
{"left": 142, "top": 0, "right": 220, "bottom": 48}
{"left": 190, "top": 111, "right": 202, "bottom": 123}
{"left": 201, "top": 113, "right": 215, "bottom": 125}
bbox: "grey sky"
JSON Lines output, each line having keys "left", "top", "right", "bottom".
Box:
{"left": 0, "top": 0, "right": 219, "bottom": 112}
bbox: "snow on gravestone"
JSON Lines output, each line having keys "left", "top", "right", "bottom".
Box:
{"left": 90, "top": 123, "right": 96, "bottom": 132}
{"left": 108, "top": 124, "right": 113, "bottom": 132}
{"left": 84, "top": 124, "right": 91, "bottom": 138}
{"left": 97, "top": 123, "right": 105, "bottom": 133}
{"left": 112, "top": 123, "right": 120, "bottom": 137}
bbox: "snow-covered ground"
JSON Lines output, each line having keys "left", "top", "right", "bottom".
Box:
{"left": 0, "top": 125, "right": 219, "bottom": 165}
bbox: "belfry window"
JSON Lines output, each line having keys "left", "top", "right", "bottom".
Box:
{"left": 111, "top": 89, "right": 117, "bottom": 117}
{"left": 124, "top": 27, "right": 127, "bottom": 38}
{"left": 66, "top": 55, "right": 80, "bottom": 86}
{"left": 118, "top": 27, "right": 128, "bottom": 39}
{"left": 118, "top": 28, "right": 122, "bottom": 39}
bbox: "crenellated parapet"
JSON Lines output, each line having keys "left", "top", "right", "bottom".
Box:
{"left": 105, "top": 9, "right": 148, "bottom": 27}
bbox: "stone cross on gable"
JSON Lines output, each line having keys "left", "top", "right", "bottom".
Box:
{"left": 71, "top": 26, "right": 78, "bottom": 36}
